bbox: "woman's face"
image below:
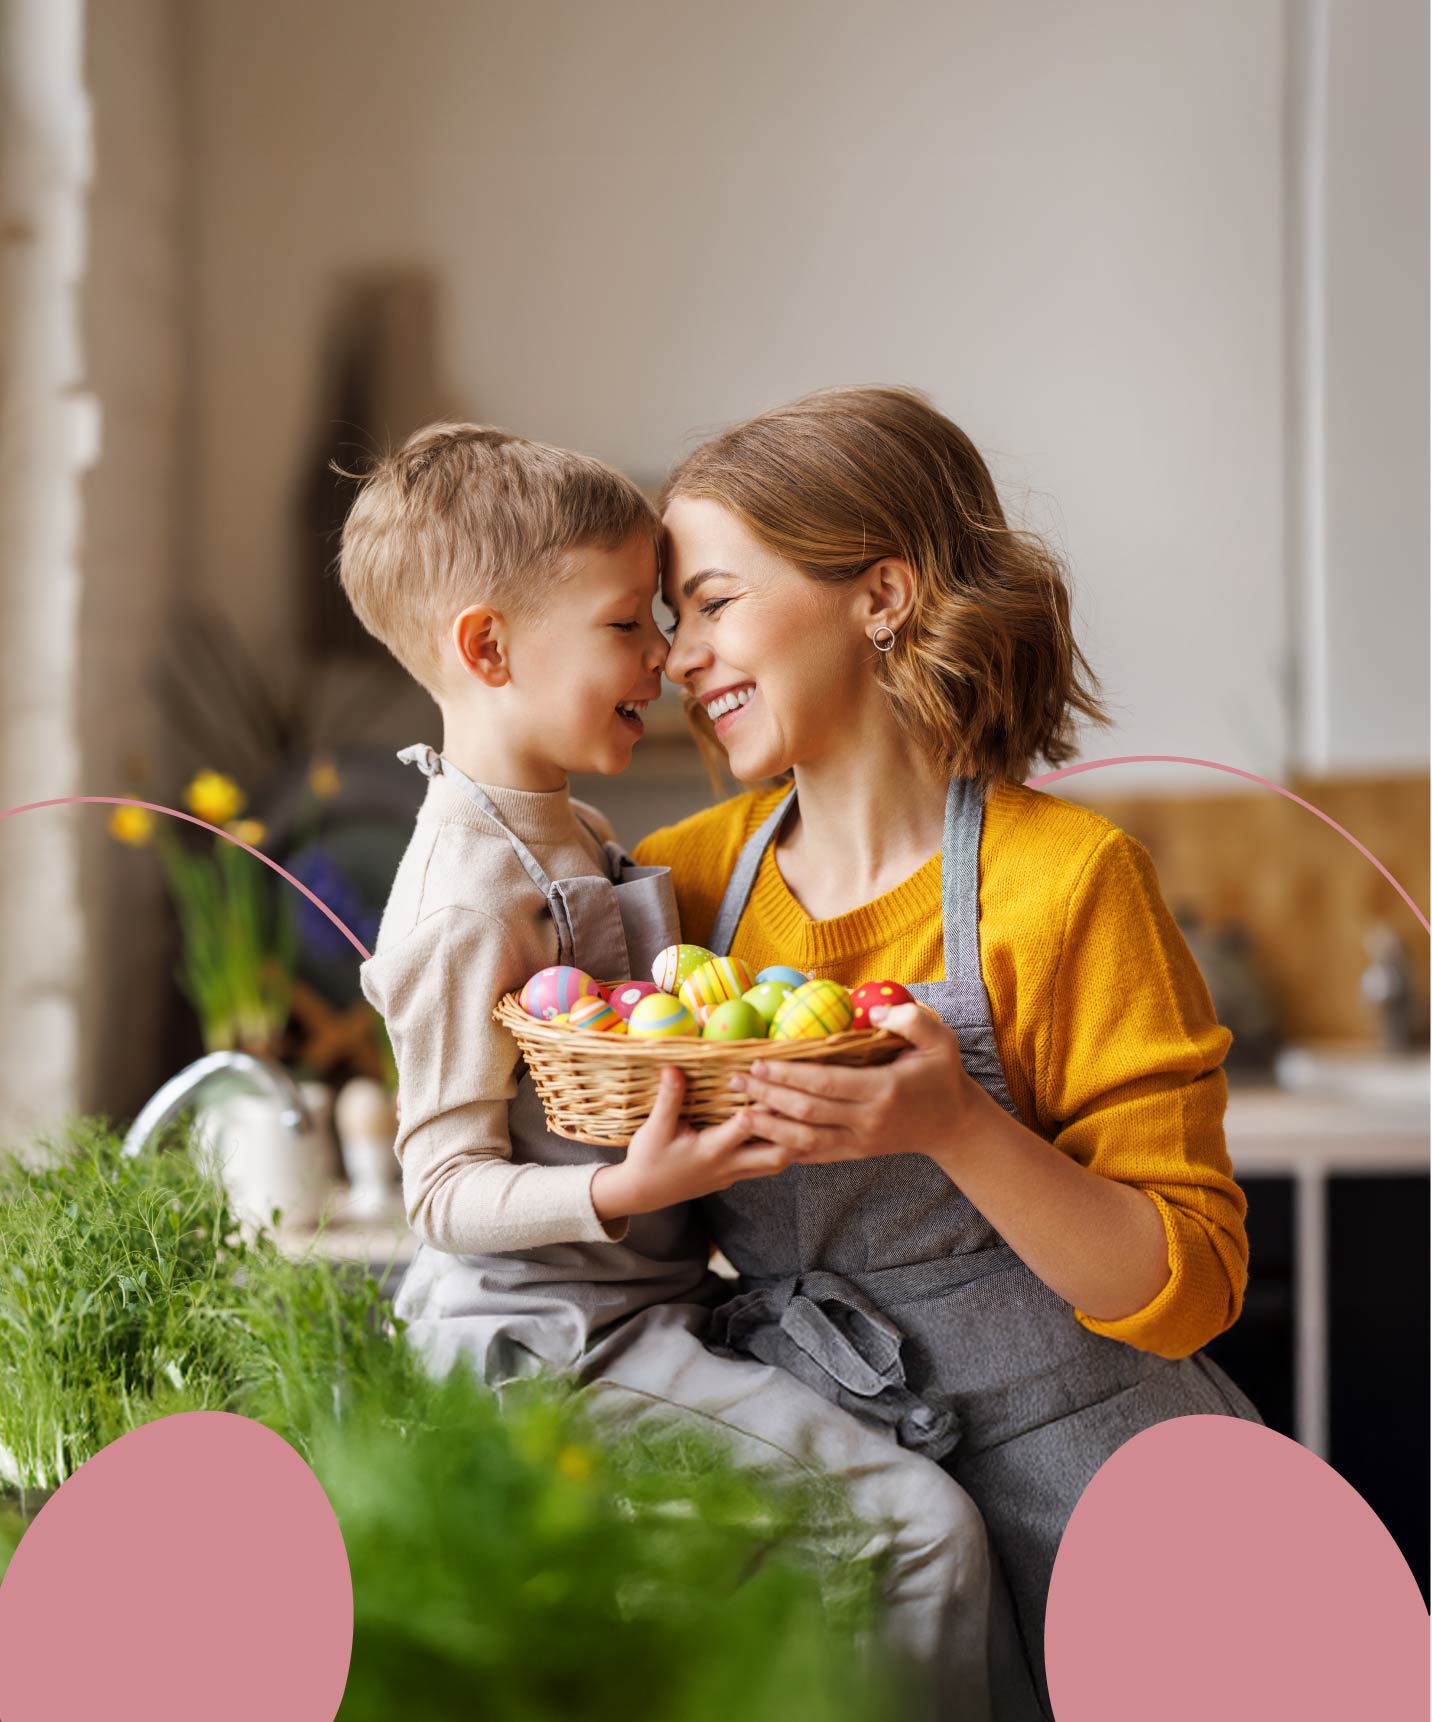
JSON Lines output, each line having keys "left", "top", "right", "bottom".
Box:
{"left": 661, "top": 496, "right": 870, "bottom": 782}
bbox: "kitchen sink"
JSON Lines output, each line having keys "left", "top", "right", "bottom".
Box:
{"left": 1273, "top": 1044, "right": 1431, "bottom": 1112}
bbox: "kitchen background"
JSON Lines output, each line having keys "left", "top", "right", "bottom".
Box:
{"left": 2, "top": 0, "right": 1427, "bottom": 1591}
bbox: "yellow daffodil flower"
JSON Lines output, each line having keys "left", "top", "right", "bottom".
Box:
{"left": 108, "top": 805, "right": 156, "bottom": 847}
{"left": 185, "top": 770, "right": 246, "bottom": 827}
{"left": 226, "top": 818, "right": 268, "bottom": 849}
{"left": 308, "top": 759, "right": 342, "bottom": 801}
{"left": 554, "top": 1444, "right": 596, "bottom": 1483}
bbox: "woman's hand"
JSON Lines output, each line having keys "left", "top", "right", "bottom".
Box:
{"left": 590, "top": 1067, "right": 806, "bottom": 1223}
{"left": 726, "top": 1003, "right": 983, "bottom": 1164}
{"left": 731, "top": 1002, "right": 1174, "bottom": 1323}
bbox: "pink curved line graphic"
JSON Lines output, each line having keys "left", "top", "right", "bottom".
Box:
{"left": 1026, "top": 755, "right": 1430, "bottom": 937}
{"left": 4, "top": 763, "right": 1428, "bottom": 954}
{"left": 0, "top": 795, "right": 373, "bottom": 960}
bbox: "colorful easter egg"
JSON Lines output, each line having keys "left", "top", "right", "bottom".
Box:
{"left": 608, "top": 980, "right": 661, "bottom": 1020}
{"left": 756, "top": 965, "right": 809, "bottom": 990}
{"left": 701, "top": 999, "right": 767, "bottom": 1042}
{"left": 850, "top": 980, "right": 916, "bottom": 1027}
{"left": 678, "top": 955, "right": 755, "bottom": 1015}
{"left": 651, "top": 944, "right": 715, "bottom": 993}
{"left": 627, "top": 993, "right": 698, "bottom": 1038}
{"left": 742, "top": 980, "right": 794, "bottom": 1026}
{"left": 519, "top": 965, "right": 601, "bottom": 1021}
{"left": 567, "top": 995, "right": 628, "bottom": 1034}
{"left": 770, "top": 979, "right": 855, "bottom": 1041}
{"left": 547, "top": 1013, "right": 571, "bottom": 1028}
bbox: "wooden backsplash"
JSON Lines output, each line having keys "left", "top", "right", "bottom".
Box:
{"left": 1064, "top": 774, "right": 1429, "bottom": 1046}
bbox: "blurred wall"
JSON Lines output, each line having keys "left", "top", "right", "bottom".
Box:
{"left": 1315, "top": 0, "right": 1429, "bottom": 771}
{"left": 189, "top": 0, "right": 1294, "bottom": 789}
{"left": 76, "top": 0, "right": 188, "bottom": 1119}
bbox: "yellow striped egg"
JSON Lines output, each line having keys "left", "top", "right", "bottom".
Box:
{"left": 651, "top": 943, "right": 714, "bottom": 993}
{"left": 770, "top": 979, "right": 855, "bottom": 1041}
{"left": 567, "top": 995, "right": 628, "bottom": 1034}
{"left": 627, "top": 993, "right": 698, "bottom": 1038}
{"left": 678, "top": 955, "right": 755, "bottom": 1016}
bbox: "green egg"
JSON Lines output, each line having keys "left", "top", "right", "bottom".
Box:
{"left": 741, "top": 980, "right": 794, "bottom": 1027}
{"left": 701, "top": 999, "right": 767, "bottom": 1042}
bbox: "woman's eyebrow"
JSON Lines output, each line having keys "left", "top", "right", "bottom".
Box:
{"left": 681, "top": 568, "right": 733, "bottom": 599}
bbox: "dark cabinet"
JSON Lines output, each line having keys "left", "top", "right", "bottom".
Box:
{"left": 1204, "top": 1173, "right": 1429, "bottom": 1600}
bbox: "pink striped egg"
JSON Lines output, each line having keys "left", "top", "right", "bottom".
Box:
{"left": 519, "top": 965, "right": 601, "bottom": 1021}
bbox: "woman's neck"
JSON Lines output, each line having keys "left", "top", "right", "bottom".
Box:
{"left": 780, "top": 717, "right": 948, "bottom": 919}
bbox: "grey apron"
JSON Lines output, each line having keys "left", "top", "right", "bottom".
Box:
{"left": 389, "top": 744, "right": 721, "bottom": 1383}
{"left": 702, "top": 779, "right": 1262, "bottom": 1715}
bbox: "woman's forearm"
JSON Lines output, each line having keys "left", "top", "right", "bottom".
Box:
{"left": 930, "top": 1082, "right": 1171, "bottom": 1321}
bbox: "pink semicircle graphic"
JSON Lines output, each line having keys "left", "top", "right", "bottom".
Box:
{"left": 0, "top": 1412, "right": 353, "bottom": 1722}
{"left": 1045, "top": 1416, "right": 1430, "bottom": 1722}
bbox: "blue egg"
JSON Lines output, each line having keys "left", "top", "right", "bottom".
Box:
{"left": 756, "top": 965, "right": 808, "bottom": 990}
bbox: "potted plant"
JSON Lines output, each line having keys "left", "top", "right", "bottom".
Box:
{"left": 109, "top": 770, "right": 333, "bottom": 1224}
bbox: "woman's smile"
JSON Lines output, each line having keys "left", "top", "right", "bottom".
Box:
{"left": 700, "top": 682, "right": 757, "bottom": 734}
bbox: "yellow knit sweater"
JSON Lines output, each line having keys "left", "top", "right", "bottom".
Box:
{"left": 633, "top": 779, "right": 1248, "bottom": 1360}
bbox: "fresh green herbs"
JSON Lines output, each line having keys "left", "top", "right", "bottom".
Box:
{"left": 0, "top": 1124, "right": 906, "bottom": 1721}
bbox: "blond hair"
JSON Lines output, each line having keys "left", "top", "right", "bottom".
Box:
{"left": 339, "top": 422, "right": 658, "bottom": 690}
{"left": 662, "top": 386, "right": 1106, "bottom": 783}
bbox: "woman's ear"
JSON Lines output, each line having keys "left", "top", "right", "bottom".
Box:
{"left": 451, "top": 605, "right": 510, "bottom": 688}
{"left": 859, "top": 557, "right": 917, "bottom": 637}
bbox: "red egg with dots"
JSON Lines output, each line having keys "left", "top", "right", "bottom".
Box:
{"left": 608, "top": 980, "right": 661, "bottom": 1020}
{"left": 850, "top": 980, "right": 915, "bottom": 1027}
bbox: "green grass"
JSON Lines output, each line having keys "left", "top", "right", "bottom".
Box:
{"left": 0, "top": 1122, "right": 908, "bottom": 1721}
{"left": 0, "top": 1117, "right": 390, "bottom": 1489}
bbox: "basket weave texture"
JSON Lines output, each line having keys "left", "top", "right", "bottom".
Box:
{"left": 494, "top": 989, "right": 904, "bottom": 1148}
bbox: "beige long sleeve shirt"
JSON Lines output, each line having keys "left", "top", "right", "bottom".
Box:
{"left": 360, "top": 770, "right": 629, "bottom": 1255}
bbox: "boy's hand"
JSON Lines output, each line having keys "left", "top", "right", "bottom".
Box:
{"left": 590, "top": 1068, "right": 800, "bottom": 1222}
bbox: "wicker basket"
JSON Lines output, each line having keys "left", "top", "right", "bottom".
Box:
{"left": 494, "top": 989, "right": 905, "bottom": 1147}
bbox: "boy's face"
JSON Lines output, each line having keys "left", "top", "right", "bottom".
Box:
{"left": 506, "top": 533, "right": 669, "bottom": 778}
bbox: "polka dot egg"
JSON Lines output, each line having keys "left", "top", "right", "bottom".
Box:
{"left": 652, "top": 944, "right": 715, "bottom": 993}
{"left": 850, "top": 980, "right": 916, "bottom": 1027}
{"left": 627, "top": 993, "right": 698, "bottom": 1038}
{"left": 756, "top": 965, "right": 808, "bottom": 990}
{"left": 520, "top": 965, "right": 601, "bottom": 1021}
{"left": 770, "top": 979, "right": 855, "bottom": 1041}
{"left": 678, "top": 955, "right": 755, "bottom": 1016}
{"left": 567, "top": 995, "right": 628, "bottom": 1034}
{"left": 608, "top": 980, "right": 661, "bottom": 1020}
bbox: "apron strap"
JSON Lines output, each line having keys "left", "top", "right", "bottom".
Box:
{"left": 707, "top": 777, "right": 987, "bottom": 990}
{"left": 706, "top": 788, "right": 796, "bottom": 956}
{"left": 941, "top": 778, "right": 987, "bottom": 989}
{"left": 396, "top": 744, "right": 557, "bottom": 900}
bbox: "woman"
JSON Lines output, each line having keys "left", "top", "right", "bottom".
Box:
{"left": 635, "top": 386, "right": 1261, "bottom": 1714}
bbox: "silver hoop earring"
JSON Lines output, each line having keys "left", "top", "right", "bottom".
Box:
{"left": 871, "top": 625, "right": 897, "bottom": 653}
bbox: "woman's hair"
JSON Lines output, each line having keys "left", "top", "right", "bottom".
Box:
{"left": 662, "top": 386, "right": 1106, "bottom": 783}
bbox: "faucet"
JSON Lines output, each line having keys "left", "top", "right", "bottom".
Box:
{"left": 121, "top": 1051, "right": 312, "bottom": 1160}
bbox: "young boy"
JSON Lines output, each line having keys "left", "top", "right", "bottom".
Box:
{"left": 341, "top": 422, "right": 1020, "bottom": 1722}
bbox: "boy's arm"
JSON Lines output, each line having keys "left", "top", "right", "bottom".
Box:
{"left": 361, "top": 906, "right": 628, "bottom": 1253}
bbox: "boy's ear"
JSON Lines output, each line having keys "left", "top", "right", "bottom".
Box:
{"left": 858, "top": 557, "right": 917, "bottom": 637}
{"left": 451, "top": 605, "right": 510, "bottom": 688}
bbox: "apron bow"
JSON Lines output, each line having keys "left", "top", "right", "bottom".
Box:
{"left": 710, "top": 1271, "right": 961, "bottom": 1461}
